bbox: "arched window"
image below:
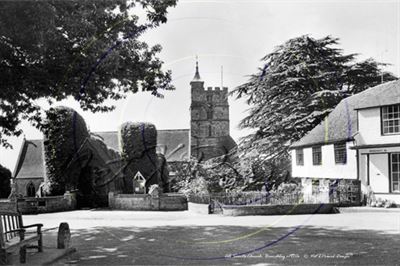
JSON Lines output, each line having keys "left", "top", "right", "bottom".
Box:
{"left": 26, "top": 182, "right": 36, "bottom": 197}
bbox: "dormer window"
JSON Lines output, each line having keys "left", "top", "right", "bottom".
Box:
{"left": 382, "top": 104, "right": 400, "bottom": 135}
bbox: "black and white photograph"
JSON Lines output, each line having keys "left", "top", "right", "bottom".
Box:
{"left": 0, "top": 0, "right": 399, "bottom": 265}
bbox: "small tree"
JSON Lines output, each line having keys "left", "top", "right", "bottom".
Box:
{"left": 0, "top": 164, "right": 11, "bottom": 198}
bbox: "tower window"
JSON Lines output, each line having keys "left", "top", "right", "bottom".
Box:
{"left": 206, "top": 95, "right": 212, "bottom": 102}
{"left": 207, "top": 110, "right": 213, "bottom": 119}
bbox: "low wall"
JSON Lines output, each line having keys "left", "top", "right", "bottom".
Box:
{"left": 109, "top": 192, "right": 188, "bottom": 211}
{"left": 0, "top": 199, "right": 17, "bottom": 212}
{"left": 17, "top": 192, "right": 77, "bottom": 214}
{"left": 188, "top": 202, "right": 211, "bottom": 214}
{"left": 222, "top": 203, "right": 338, "bottom": 216}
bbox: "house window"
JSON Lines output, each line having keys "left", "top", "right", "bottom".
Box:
{"left": 26, "top": 183, "right": 36, "bottom": 197}
{"left": 391, "top": 153, "right": 400, "bottom": 192}
{"left": 382, "top": 104, "right": 400, "bottom": 135}
{"left": 334, "top": 143, "right": 347, "bottom": 164}
{"left": 296, "top": 149, "right": 304, "bottom": 165}
{"left": 312, "top": 146, "right": 322, "bottom": 165}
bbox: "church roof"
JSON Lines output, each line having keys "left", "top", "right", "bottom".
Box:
{"left": 13, "top": 139, "right": 45, "bottom": 179}
{"left": 290, "top": 79, "right": 400, "bottom": 148}
{"left": 13, "top": 129, "right": 190, "bottom": 179}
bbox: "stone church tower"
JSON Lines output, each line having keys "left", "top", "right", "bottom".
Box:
{"left": 190, "top": 61, "right": 236, "bottom": 161}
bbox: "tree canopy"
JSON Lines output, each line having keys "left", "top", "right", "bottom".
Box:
{"left": 231, "top": 35, "right": 397, "bottom": 184}
{"left": 0, "top": 0, "right": 177, "bottom": 148}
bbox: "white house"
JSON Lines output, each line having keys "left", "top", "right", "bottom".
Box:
{"left": 290, "top": 80, "right": 400, "bottom": 204}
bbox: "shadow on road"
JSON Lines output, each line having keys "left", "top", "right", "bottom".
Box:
{"left": 60, "top": 225, "right": 400, "bottom": 265}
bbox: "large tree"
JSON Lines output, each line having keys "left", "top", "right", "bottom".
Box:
{"left": 0, "top": 164, "right": 11, "bottom": 198}
{"left": 232, "top": 35, "right": 397, "bottom": 186}
{"left": 0, "top": 0, "right": 177, "bottom": 148}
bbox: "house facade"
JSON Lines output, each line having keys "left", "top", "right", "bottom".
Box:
{"left": 291, "top": 80, "right": 400, "bottom": 204}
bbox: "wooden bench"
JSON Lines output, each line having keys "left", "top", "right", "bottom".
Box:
{"left": 0, "top": 211, "right": 43, "bottom": 264}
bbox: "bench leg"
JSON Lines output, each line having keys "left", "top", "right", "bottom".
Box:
{"left": 0, "top": 249, "right": 7, "bottom": 265}
{"left": 38, "top": 233, "right": 43, "bottom": 252}
{"left": 19, "top": 246, "right": 26, "bottom": 264}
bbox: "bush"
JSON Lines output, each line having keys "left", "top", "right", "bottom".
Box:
{"left": 120, "top": 122, "right": 158, "bottom": 191}
{"left": 0, "top": 164, "right": 11, "bottom": 198}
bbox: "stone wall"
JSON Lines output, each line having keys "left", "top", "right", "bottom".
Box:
{"left": 222, "top": 203, "right": 338, "bottom": 216}
{"left": 301, "top": 178, "right": 361, "bottom": 206}
{"left": 108, "top": 192, "right": 188, "bottom": 211}
{"left": 16, "top": 192, "right": 77, "bottom": 214}
{"left": 0, "top": 199, "right": 17, "bottom": 212}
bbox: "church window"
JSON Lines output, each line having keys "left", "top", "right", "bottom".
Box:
{"left": 27, "top": 182, "right": 36, "bottom": 197}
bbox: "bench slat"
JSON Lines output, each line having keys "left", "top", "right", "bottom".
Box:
{"left": 11, "top": 216, "right": 16, "bottom": 238}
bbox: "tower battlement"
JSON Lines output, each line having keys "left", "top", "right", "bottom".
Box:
{"left": 206, "top": 86, "right": 228, "bottom": 92}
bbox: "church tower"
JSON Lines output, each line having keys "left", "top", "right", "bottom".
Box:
{"left": 190, "top": 60, "right": 232, "bottom": 161}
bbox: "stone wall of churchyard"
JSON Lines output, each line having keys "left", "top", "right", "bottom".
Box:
{"left": 108, "top": 192, "right": 187, "bottom": 211}
{"left": 0, "top": 199, "right": 17, "bottom": 212}
{"left": 16, "top": 192, "right": 77, "bottom": 214}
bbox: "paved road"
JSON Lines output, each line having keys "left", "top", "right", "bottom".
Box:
{"left": 23, "top": 208, "right": 400, "bottom": 265}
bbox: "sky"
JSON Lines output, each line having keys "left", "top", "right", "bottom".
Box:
{"left": 1, "top": 0, "right": 399, "bottom": 172}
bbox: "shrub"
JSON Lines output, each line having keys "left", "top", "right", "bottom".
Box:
{"left": 0, "top": 164, "right": 11, "bottom": 198}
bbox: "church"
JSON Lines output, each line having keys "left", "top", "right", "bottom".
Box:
{"left": 12, "top": 61, "right": 237, "bottom": 197}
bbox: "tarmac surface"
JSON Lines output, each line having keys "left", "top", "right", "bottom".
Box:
{"left": 21, "top": 206, "right": 400, "bottom": 265}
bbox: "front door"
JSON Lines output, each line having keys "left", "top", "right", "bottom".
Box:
{"left": 369, "top": 154, "right": 389, "bottom": 193}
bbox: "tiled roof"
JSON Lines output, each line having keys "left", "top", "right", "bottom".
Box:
{"left": 291, "top": 79, "right": 400, "bottom": 148}
{"left": 353, "top": 79, "right": 400, "bottom": 109}
{"left": 14, "top": 129, "right": 191, "bottom": 179}
{"left": 94, "top": 129, "right": 190, "bottom": 162}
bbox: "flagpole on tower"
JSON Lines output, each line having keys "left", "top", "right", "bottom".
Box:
{"left": 221, "top": 65, "right": 224, "bottom": 88}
